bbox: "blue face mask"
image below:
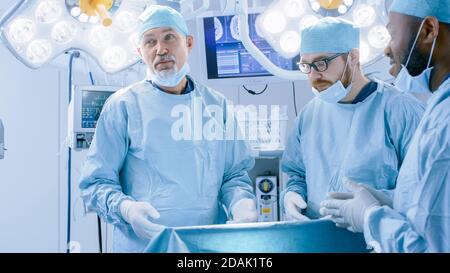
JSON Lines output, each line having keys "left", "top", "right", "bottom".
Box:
{"left": 312, "top": 54, "right": 355, "bottom": 104}
{"left": 393, "top": 19, "right": 437, "bottom": 94}
{"left": 148, "top": 62, "right": 190, "bottom": 88}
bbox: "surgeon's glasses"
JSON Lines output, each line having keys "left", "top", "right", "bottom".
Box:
{"left": 298, "top": 53, "right": 346, "bottom": 74}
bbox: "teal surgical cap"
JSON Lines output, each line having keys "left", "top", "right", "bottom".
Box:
{"left": 138, "top": 5, "right": 189, "bottom": 40}
{"left": 300, "top": 17, "right": 360, "bottom": 54}
{"left": 389, "top": 0, "right": 450, "bottom": 24}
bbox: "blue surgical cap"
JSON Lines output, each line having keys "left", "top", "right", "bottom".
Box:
{"left": 138, "top": 5, "right": 189, "bottom": 40}
{"left": 300, "top": 17, "right": 360, "bottom": 54}
{"left": 389, "top": 0, "right": 450, "bottom": 24}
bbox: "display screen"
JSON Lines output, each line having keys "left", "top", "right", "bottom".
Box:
{"left": 81, "top": 90, "right": 114, "bottom": 129}
{"left": 203, "top": 14, "right": 299, "bottom": 79}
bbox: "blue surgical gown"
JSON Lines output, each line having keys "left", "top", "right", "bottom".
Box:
{"left": 364, "top": 77, "right": 450, "bottom": 253}
{"left": 79, "top": 79, "right": 256, "bottom": 252}
{"left": 281, "top": 81, "right": 425, "bottom": 218}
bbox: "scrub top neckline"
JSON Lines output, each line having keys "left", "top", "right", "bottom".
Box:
{"left": 143, "top": 80, "right": 196, "bottom": 101}
{"left": 331, "top": 88, "right": 380, "bottom": 109}
{"left": 316, "top": 80, "right": 383, "bottom": 109}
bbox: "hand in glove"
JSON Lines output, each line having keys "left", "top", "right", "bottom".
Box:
{"left": 320, "top": 178, "right": 381, "bottom": 232}
{"left": 284, "top": 191, "right": 310, "bottom": 221}
{"left": 120, "top": 200, "right": 166, "bottom": 240}
{"left": 228, "top": 198, "right": 258, "bottom": 224}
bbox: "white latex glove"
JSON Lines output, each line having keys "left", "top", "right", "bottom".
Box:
{"left": 319, "top": 179, "right": 381, "bottom": 232}
{"left": 284, "top": 191, "right": 310, "bottom": 221}
{"left": 228, "top": 198, "right": 258, "bottom": 224}
{"left": 358, "top": 184, "right": 393, "bottom": 208}
{"left": 120, "top": 200, "right": 165, "bottom": 240}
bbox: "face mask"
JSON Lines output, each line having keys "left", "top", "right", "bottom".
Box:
{"left": 312, "top": 54, "right": 356, "bottom": 104}
{"left": 393, "top": 19, "right": 437, "bottom": 94}
{"left": 147, "top": 62, "right": 190, "bottom": 88}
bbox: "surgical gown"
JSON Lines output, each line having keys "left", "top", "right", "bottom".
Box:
{"left": 79, "top": 79, "right": 256, "bottom": 252}
{"left": 364, "top": 77, "right": 450, "bottom": 253}
{"left": 281, "top": 81, "right": 425, "bottom": 218}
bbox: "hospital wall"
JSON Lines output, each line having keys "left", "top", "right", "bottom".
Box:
{"left": 0, "top": 5, "right": 392, "bottom": 252}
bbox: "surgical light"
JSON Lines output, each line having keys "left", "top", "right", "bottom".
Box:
{"left": 51, "top": 21, "right": 78, "bottom": 44}
{"left": 89, "top": 16, "right": 99, "bottom": 24}
{"left": 35, "top": 0, "right": 62, "bottom": 24}
{"left": 279, "top": 31, "right": 301, "bottom": 57}
{"left": 352, "top": 4, "right": 376, "bottom": 27}
{"left": 26, "top": 39, "right": 53, "bottom": 64}
{"left": 299, "top": 15, "right": 319, "bottom": 30}
{"left": 344, "top": 0, "right": 354, "bottom": 5}
{"left": 311, "top": 2, "right": 320, "bottom": 12}
{"left": 129, "top": 33, "right": 140, "bottom": 53}
{"left": 245, "top": 0, "right": 391, "bottom": 79}
{"left": 89, "top": 26, "right": 113, "bottom": 48}
{"left": 7, "top": 18, "right": 35, "bottom": 44}
{"left": 1, "top": 0, "right": 212, "bottom": 74}
{"left": 284, "top": 0, "right": 305, "bottom": 18}
{"left": 79, "top": 0, "right": 113, "bottom": 27}
{"left": 78, "top": 13, "right": 89, "bottom": 23}
{"left": 102, "top": 46, "right": 126, "bottom": 69}
{"left": 368, "top": 25, "right": 391, "bottom": 49}
{"left": 338, "top": 5, "right": 348, "bottom": 14}
{"left": 263, "top": 11, "right": 286, "bottom": 34}
{"left": 0, "top": 0, "right": 140, "bottom": 73}
{"left": 115, "top": 11, "right": 138, "bottom": 33}
{"left": 70, "top": 7, "right": 81, "bottom": 17}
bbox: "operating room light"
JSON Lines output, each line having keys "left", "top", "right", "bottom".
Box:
{"left": 8, "top": 18, "right": 35, "bottom": 44}
{"left": 70, "top": 7, "right": 81, "bottom": 17}
{"left": 26, "top": 39, "right": 52, "bottom": 64}
{"left": 311, "top": 2, "right": 320, "bottom": 12}
{"left": 338, "top": 5, "right": 348, "bottom": 15}
{"left": 89, "top": 16, "right": 99, "bottom": 24}
{"left": 343, "top": 0, "right": 354, "bottom": 5}
{"left": 115, "top": 11, "right": 138, "bottom": 33}
{"left": 263, "top": 11, "right": 286, "bottom": 34}
{"left": 280, "top": 31, "right": 301, "bottom": 56}
{"left": 89, "top": 26, "right": 113, "bottom": 48}
{"left": 0, "top": 0, "right": 149, "bottom": 73}
{"left": 129, "top": 33, "right": 140, "bottom": 52}
{"left": 35, "top": 0, "right": 62, "bottom": 24}
{"left": 284, "top": 0, "right": 305, "bottom": 18}
{"left": 252, "top": 0, "right": 391, "bottom": 70}
{"left": 78, "top": 13, "right": 89, "bottom": 23}
{"left": 299, "top": 15, "right": 319, "bottom": 30}
{"left": 102, "top": 46, "right": 126, "bottom": 69}
{"left": 51, "top": 21, "right": 78, "bottom": 44}
{"left": 368, "top": 25, "right": 391, "bottom": 49}
{"left": 352, "top": 4, "right": 376, "bottom": 27}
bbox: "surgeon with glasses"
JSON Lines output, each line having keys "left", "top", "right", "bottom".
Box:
{"left": 280, "top": 17, "right": 425, "bottom": 221}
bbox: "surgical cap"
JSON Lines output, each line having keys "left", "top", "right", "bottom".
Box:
{"left": 389, "top": 0, "right": 450, "bottom": 24}
{"left": 138, "top": 5, "right": 189, "bottom": 40}
{"left": 300, "top": 17, "right": 360, "bottom": 54}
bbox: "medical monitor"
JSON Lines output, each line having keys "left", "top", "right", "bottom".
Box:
{"left": 198, "top": 12, "right": 300, "bottom": 85}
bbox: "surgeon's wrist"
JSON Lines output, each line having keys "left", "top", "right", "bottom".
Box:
{"left": 119, "top": 199, "right": 135, "bottom": 223}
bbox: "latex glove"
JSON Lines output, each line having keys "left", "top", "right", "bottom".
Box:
{"left": 228, "top": 198, "right": 258, "bottom": 224}
{"left": 120, "top": 200, "right": 165, "bottom": 240}
{"left": 319, "top": 179, "right": 381, "bottom": 232}
{"left": 358, "top": 184, "right": 393, "bottom": 208}
{"left": 321, "top": 178, "right": 392, "bottom": 207}
{"left": 284, "top": 191, "right": 310, "bottom": 221}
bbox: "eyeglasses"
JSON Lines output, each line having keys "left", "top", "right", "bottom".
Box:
{"left": 298, "top": 53, "right": 346, "bottom": 74}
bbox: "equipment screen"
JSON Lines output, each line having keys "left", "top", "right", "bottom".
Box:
{"left": 203, "top": 14, "right": 299, "bottom": 79}
{"left": 81, "top": 90, "right": 114, "bottom": 129}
